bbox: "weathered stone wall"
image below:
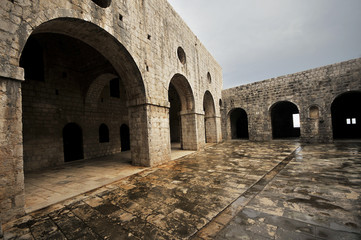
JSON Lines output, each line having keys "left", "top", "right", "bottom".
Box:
{"left": 0, "top": 77, "right": 25, "bottom": 225}
{"left": 0, "top": 0, "right": 222, "bottom": 222}
{"left": 222, "top": 58, "right": 361, "bottom": 143}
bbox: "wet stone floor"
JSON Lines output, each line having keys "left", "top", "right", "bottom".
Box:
{"left": 2, "top": 141, "right": 361, "bottom": 240}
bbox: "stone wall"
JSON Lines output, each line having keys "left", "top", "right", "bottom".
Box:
{"left": 0, "top": 0, "right": 222, "bottom": 223}
{"left": 0, "top": 77, "right": 25, "bottom": 225}
{"left": 222, "top": 58, "right": 361, "bottom": 143}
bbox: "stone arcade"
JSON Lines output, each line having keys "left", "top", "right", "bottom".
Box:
{"left": 1, "top": 0, "right": 361, "bottom": 229}
{"left": 0, "top": 0, "right": 222, "bottom": 223}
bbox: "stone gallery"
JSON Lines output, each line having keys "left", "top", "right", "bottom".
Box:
{"left": 0, "top": 0, "right": 360, "bottom": 237}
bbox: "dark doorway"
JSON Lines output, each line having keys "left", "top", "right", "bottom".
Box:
{"left": 168, "top": 83, "right": 182, "bottom": 143}
{"left": 120, "top": 124, "right": 130, "bottom": 151}
{"left": 271, "top": 101, "right": 300, "bottom": 139}
{"left": 99, "top": 124, "right": 109, "bottom": 143}
{"left": 63, "top": 123, "right": 84, "bottom": 162}
{"left": 331, "top": 91, "right": 361, "bottom": 139}
{"left": 230, "top": 108, "right": 249, "bottom": 139}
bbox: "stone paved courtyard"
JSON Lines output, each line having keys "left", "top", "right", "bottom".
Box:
{"left": 2, "top": 141, "right": 361, "bottom": 240}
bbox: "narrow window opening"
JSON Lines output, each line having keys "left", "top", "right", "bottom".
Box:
{"left": 177, "top": 47, "right": 186, "bottom": 64}
{"left": 119, "top": 14, "right": 123, "bottom": 21}
{"left": 109, "top": 78, "right": 120, "bottom": 98}
{"left": 207, "top": 72, "right": 212, "bottom": 83}
{"left": 293, "top": 114, "right": 300, "bottom": 128}
{"left": 352, "top": 118, "right": 356, "bottom": 124}
{"left": 147, "top": 34, "right": 151, "bottom": 40}
{"left": 346, "top": 118, "right": 351, "bottom": 125}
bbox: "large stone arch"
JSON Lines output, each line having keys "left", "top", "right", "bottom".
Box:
{"left": 168, "top": 74, "right": 200, "bottom": 150}
{"left": 270, "top": 101, "right": 301, "bottom": 139}
{"left": 18, "top": 17, "right": 146, "bottom": 104}
{"left": 203, "top": 91, "right": 217, "bottom": 143}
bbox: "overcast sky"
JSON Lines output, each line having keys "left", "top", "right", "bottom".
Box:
{"left": 167, "top": 0, "right": 361, "bottom": 89}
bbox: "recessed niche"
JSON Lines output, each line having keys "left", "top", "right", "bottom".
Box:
{"left": 177, "top": 47, "right": 186, "bottom": 64}
{"left": 207, "top": 72, "right": 212, "bottom": 83}
{"left": 92, "top": 0, "right": 111, "bottom": 8}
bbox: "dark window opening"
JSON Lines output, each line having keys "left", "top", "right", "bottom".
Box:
{"left": 271, "top": 101, "right": 300, "bottom": 139}
{"left": 207, "top": 72, "right": 212, "bottom": 83}
{"left": 120, "top": 124, "right": 130, "bottom": 151}
{"left": 19, "top": 37, "right": 45, "bottom": 82}
{"left": 63, "top": 123, "right": 84, "bottom": 162}
{"left": 119, "top": 14, "right": 123, "bottom": 21}
{"left": 177, "top": 47, "right": 186, "bottom": 64}
{"left": 332, "top": 91, "right": 361, "bottom": 139}
{"left": 92, "top": 0, "right": 111, "bottom": 8}
{"left": 99, "top": 124, "right": 109, "bottom": 143}
{"left": 230, "top": 108, "right": 249, "bottom": 139}
{"left": 109, "top": 78, "right": 120, "bottom": 98}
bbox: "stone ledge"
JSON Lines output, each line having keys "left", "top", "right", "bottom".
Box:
{"left": 0, "top": 64, "right": 24, "bottom": 82}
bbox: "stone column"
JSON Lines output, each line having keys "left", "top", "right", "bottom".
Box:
{"left": 0, "top": 65, "right": 25, "bottom": 223}
{"left": 128, "top": 103, "right": 171, "bottom": 167}
{"left": 205, "top": 115, "right": 221, "bottom": 143}
{"left": 180, "top": 110, "right": 201, "bottom": 150}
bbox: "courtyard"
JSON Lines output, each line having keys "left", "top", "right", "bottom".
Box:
{"left": 2, "top": 140, "right": 361, "bottom": 240}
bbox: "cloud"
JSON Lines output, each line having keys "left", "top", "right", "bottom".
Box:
{"left": 168, "top": 0, "right": 361, "bottom": 88}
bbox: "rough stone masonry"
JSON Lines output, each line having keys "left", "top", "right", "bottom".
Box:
{"left": 1, "top": 0, "right": 361, "bottom": 231}
{"left": 0, "top": 0, "right": 222, "bottom": 223}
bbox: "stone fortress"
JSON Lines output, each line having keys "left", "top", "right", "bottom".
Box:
{"left": 0, "top": 0, "right": 360, "bottom": 227}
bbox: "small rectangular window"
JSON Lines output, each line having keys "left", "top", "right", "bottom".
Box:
{"left": 352, "top": 118, "right": 356, "bottom": 124}
{"left": 293, "top": 114, "right": 300, "bottom": 128}
{"left": 346, "top": 118, "right": 351, "bottom": 125}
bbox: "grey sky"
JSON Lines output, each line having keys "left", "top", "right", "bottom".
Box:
{"left": 167, "top": 0, "right": 361, "bottom": 89}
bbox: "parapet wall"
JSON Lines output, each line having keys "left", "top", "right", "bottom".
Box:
{"left": 222, "top": 58, "right": 361, "bottom": 142}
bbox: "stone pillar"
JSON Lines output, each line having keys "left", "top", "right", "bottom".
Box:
{"left": 0, "top": 65, "right": 25, "bottom": 223}
{"left": 180, "top": 110, "right": 201, "bottom": 150}
{"left": 205, "top": 115, "right": 221, "bottom": 143}
{"left": 128, "top": 103, "right": 171, "bottom": 167}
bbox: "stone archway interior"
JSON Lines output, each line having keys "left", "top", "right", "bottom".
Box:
{"left": 331, "top": 91, "right": 361, "bottom": 139}
{"left": 230, "top": 108, "right": 249, "bottom": 139}
{"left": 20, "top": 31, "right": 130, "bottom": 171}
{"left": 168, "top": 74, "right": 196, "bottom": 150}
{"left": 203, "top": 91, "right": 216, "bottom": 143}
{"left": 271, "top": 101, "right": 300, "bottom": 139}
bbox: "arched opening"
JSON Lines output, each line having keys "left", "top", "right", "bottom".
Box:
{"left": 331, "top": 91, "right": 361, "bottom": 139}
{"left": 203, "top": 91, "right": 217, "bottom": 143}
{"left": 271, "top": 101, "right": 300, "bottom": 139}
{"left": 230, "top": 108, "right": 249, "bottom": 139}
{"left": 21, "top": 18, "right": 145, "bottom": 172}
{"left": 168, "top": 74, "right": 195, "bottom": 150}
{"left": 120, "top": 124, "right": 130, "bottom": 151}
{"left": 20, "top": 18, "right": 147, "bottom": 211}
{"left": 99, "top": 124, "right": 110, "bottom": 143}
{"left": 63, "top": 123, "right": 83, "bottom": 162}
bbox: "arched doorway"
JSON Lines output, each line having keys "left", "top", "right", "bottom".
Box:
{"left": 63, "top": 123, "right": 84, "bottom": 162}
{"left": 271, "top": 101, "right": 300, "bottom": 139}
{"left": 120, "top": 124, "right": 130, "bottom": 151}
{"left": 168, "top": 74, "right": 196, "bottom": 150}
{"left": 331, "top": 91, "right": 361, "bottom": 139}
{"left": 229, "top": 108, "right": 249, "bottom": 139}
{"left": 203, "top": 91, "right": 217, "bottom": 143}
